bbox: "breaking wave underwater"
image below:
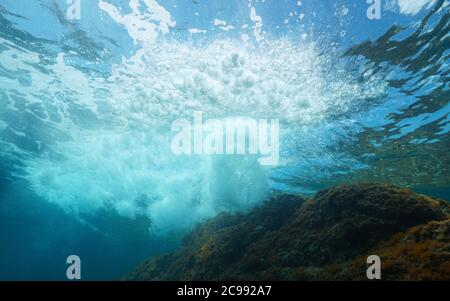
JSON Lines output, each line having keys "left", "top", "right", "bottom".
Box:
{"left": 0, "top": 0, "right": 448, "bottom": 241}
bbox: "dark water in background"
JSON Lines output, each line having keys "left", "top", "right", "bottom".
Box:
{"left": 0, "top": 1, "right": 449, "bottom": 280}
{"left": 0, "top": 178, "right": 177, "bottom": 280}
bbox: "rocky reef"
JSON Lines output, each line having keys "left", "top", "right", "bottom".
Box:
{"left": 126, "top": 184, "right": 450, "bottom": 281}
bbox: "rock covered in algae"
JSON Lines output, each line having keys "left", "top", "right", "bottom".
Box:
{"left": 126, "top": 183, "right": 450, "bottom": 281}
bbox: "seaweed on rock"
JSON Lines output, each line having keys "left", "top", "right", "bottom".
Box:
{"left": 126, "top": 183, "right": 449, "bottom": 281}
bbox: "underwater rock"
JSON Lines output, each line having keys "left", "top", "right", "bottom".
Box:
{"left": 327, "top": 219, "right": 450, "bottom": 281}
{"left": 126, "top": 183, "right": 450, "bottom": 281}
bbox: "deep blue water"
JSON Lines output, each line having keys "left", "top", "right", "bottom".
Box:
{"left": 0, "top": 0, "right": 449, "bottom": 280}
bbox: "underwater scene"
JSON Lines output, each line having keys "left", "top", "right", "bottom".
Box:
{"left": 0, "top": 0, "right": 449, "bottom": 281}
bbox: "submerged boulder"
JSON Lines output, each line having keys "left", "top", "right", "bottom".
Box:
{"left": 329, "top": 219, "right": 450, "bottom": 281}
{"left": 126, "top": 183, "right": 449, "bottom": 281}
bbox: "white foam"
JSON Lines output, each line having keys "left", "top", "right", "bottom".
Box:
{"left": 387, "top": 0, "right": 438, "bottom": 15}
{"left": 1, "top": 12, "right": 386, "bottom": 236}
{"left": 98, "top": 0, "right": 176, "bottom": 45}
{"left": 18, "top": 39, "right": 383, "bottom": 236}
{"left": 188, "top": 28, "right": 207, "bottom": 34}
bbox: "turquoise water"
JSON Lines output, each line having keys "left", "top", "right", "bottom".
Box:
{"left": 0, "top": 0, "right": 448, "bottom": 280}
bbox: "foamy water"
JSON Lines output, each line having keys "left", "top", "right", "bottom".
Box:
{"left": 0, "top": 0, "right": 448, "bottom": 240}
{"left": 8, "top": 37, "right": 383, "bottom": 235}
